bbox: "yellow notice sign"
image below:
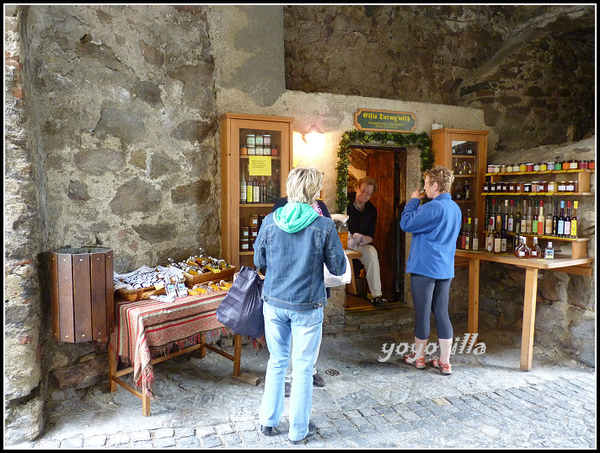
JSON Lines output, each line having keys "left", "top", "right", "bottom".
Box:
{"left": 248, "top": 156, "right": 272, "bottom": 176}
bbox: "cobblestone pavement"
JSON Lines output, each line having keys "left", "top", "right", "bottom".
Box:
{"left": 7, "top": 324, "right": 596, "bottom": 449}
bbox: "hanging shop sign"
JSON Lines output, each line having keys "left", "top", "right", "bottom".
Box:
{"left": 354, "top": 109, "right": 417, "bottom": 133}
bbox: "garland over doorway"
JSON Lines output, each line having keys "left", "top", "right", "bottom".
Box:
{"left": 335, "top": 129, "right": 433, "bottom": 212}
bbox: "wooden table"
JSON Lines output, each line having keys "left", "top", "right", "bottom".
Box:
{"left": 455, "top": 250, "right": 593, "bottom": 371}
{"left": 109, "top": 291, "right": 259, "bottom": 416}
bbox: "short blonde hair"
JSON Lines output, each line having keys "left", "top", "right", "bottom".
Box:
{"left": 424, "top": 165, "right": 454, "bottom": 193}
{"left": 286, "top": 167, "right": 324, "bottom": 204}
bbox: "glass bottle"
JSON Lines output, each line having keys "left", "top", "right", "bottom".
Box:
{"left": 517, "top": 236, "right": 531, "bottom": 259}
{"left": 520, "top": 199, "right": 527, "bottom": 234}
{"left": 545, "top": 198, "right": 554, "bottom": 237}
{"left": 472, "top": 218, "right": 479, "bottom": 251}
{"left": 253, "top": 179, "right": 260, "bottom": 204}
{"left": 246, "top": 176, "right": 253, "bottom": 203}
{"left": 552, "top": 201, "right": 559, "bottom": 236}
{"left": 240, "top": 165, "right": 247, "bottom": 204}
{"left": 463, "top": 180, "right": 470, "bottom": 200}
{"left": 507, "top": 199, "right": 514, "bottom": 233}
{"left": 557, "top": 200, "right": 565, "bottom": 237}
{"left": 493, "top": 229, "right": 502, "bottom": 254}
{"left": 537, "top": 200, "right": 545, "bottom": 236}
{"left": 486, "top": 222, "right": 494, "bottom": 253}
{"left": 570, "top": 201, "right": 578, "bottom": 238}
{"left": 564, "top": 201, "right": 572, "bottom": 238}
{"left": 544, "top": 241, "right": 554, "bottom": 259}
{"left": 514, "top": 234, "right": 522, "bottom": 258}
{"left": 530, "top": 237, "right": 542, "bottom": 258}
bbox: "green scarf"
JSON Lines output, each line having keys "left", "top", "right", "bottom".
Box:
{"left": 273, "top": 202, "right": 319, "bottom": 233}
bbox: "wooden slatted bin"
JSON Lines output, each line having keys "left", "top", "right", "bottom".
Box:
{"left": 50, "top": 247, "right": 114, "bottom": 343}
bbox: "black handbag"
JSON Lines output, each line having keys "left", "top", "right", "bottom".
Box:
{"left": 216, "top": 266, "right": 265, "bottom": 339}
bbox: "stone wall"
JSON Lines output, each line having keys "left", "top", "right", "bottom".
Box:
{"left": 4, "top": 4, "right": 595, "bottom": 445}
{"left": 283, "top": 5, "right": 595, "bottom": 151}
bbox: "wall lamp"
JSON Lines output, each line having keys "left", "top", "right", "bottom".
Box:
{"left": 303, "top": 123, "right": 324, "bottom": 144}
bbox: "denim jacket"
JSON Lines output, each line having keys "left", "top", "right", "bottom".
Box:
{"left": 253, "top": 211, "right": 347, "bottom": 311}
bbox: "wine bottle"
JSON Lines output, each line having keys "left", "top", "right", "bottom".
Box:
{"left": 570, "top": 201, "right": 578, "bottom": 238}
{"left": 507, "top": 199, "right": 514, "bottom": 233}
{"left": 472, "top": 218, "right": 479, "bottom": 251}
{"left": 520, "top": 199, "right": 527, "bottom": 234}
{"left": 557, "top": 201, "right": 565, "bottom": 237}
{"left": 253, "top": 179, "right": 260, "bottom": 204}
{"left": 552, "top": 201, "right": 559, "bottom": 236}
{"left": 246, "top": 177, "right": 253, "bottom": 203}
{"left": 486, "top": 222, "right": 494, "bottom": 252}
{"left": 537, "top": 200, "right": 545, "bottom": 236}
{"left": 545, "top": 198, "right": 553, "bottom": 236}
{"left": 240, "top": 165, "right": 247, "bottom": 204}
{"left": 564, "top": 201, "right": 572, "bottom": 238}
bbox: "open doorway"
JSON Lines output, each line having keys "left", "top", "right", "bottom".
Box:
{"left": 346, "top": 144, "right": 407, "bottom": 307}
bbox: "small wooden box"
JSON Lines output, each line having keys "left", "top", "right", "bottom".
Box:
{"left": 184, "top": 266, "right": 237, "bottom": 286}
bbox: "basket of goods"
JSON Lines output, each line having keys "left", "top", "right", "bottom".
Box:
{"left": 114, "top": 265, "right": 186, "bottom": 301}
{"left": 168, "top": 248, "right": 236, "bottom": 287}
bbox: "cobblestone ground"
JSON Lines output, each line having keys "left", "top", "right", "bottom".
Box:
{"left": 7, "top": 328, "right": 596, "bottom": 449}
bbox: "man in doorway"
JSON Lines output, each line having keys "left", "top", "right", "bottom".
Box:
{"left": 347, "top": 176, "right": 389, "bottom": 308}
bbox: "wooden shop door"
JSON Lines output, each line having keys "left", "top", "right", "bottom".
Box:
{"left": 367, "top": 150, "right": 406, "bottom": 303}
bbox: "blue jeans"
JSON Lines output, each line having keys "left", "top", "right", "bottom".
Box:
{"left": 259, "top": 303, "right": 323, "bottom": 441}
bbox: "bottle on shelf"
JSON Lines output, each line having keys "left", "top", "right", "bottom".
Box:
{"left": 530, "top": 236, "right": 542, "bottom": 258}
{"left": 516, "top": 236, "right": 531, "bottom": 259}
{"left": 240, "top": 165, "right": 247, "bottom": 204}
{"left": 490, "top": 199, "right": 497, "bottom": 231}
{"left": 525, "top": 200, "right": 532, "bottom": 234}
{"left": 493, "top": 228, "right": 502, "bottom": 254}
{"left": 537, "top": 200, "right": 545, "bottom": 236}
{"left": 552, "top": 200, "right": 559, "bottom": 236}
{"left": 472, "top": 218, "right": 479, "bottom": 251}
{"left": 253, "top": 179, "right": 260, "bottom": 204}
{"left": 545, "top": 198, "right": 554, "bottom": 237}
{"left": 463, "top": 179, "right": 470, "bottom": 200}
{"left": 246, "top": 176, "right": 254, "bottom": 203}
{"left": 544, "top": 241, "right": 554, "bottom": 259}
{"left": 507, "top": 199, "right": 515, "bottom": 233}
{"left": 570, "top": 201, "right": 578, "bottom": 238}
{"left": 486, "top": 222, "right": 494, "bottom": 253}
{"left": 532, "top": 201, "right": 538, "bottom": 235}
{"left": 557, "top": 200, "right": 565, "bottom": 237}
{"left": 520, "top": 199, "right": 527, "bottom": 234}
{"left": 564, "top": 201, "right": 572, "bottom": 238}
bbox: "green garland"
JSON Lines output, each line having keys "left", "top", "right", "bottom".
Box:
{"left": 335, "top": 130, "right": 433, "bottom": 212}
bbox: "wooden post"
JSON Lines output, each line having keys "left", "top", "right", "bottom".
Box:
{"left": 467, "top": 258, "right": 480, "bottom": 334}
{"left": 520, "top": 267, "right": 538, "bottom": 371}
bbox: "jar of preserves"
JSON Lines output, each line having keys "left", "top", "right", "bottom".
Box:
{"left": 501, "top": 181, "right": 508, "bottom": 192}
{"left": 546, "top": 180, "right": 556, "bottom": 193}
{"left": 483, "top": 181, "right": 490, "bottom": 192}
{"left": 516, "top": 182, "right": 524, "bottom": 192}
{"left": 588, "top": 160, "right": 595, "bottom": 170}
{"left": 255, "top": 134, "right": 263, "bottom": 146}
{"left": 539, "top": 163, "right": 547, "bottom": 171}
{"left": 271, "top": 146, "right": 278, "bottom": 156}
{"left": 569, "top": 160, "right": 579, "bottom": 170}
{"left": 547, "top": 162, "right": 555, "bottom": 171}
{"left": 523, "top": 182, "right": 532, "bottom": 193}
{"left": 240, "top": 146, "right": 248, "bottom": 155}
{"left": 255, "top": 145, "right": 264, "bottom": 156}
{"left": 580, "top": 160, "right": 589, "bottom": 169}
{"left": 508, "top": 181, "right": 516, "bottom": 192}
{"left": 519, "top": 163, "right": 527, "bottom": 172}
{"left": 246, "top": 134, "right": 256, "bottom": 146}
{"left": 247, "top": 144, "right": 256, "bottom": 155}
{"left": 263, "top": 144, "right": 271, "bottom": 156}
{"left": 566, "top": 180, "right": 577, "bottom": 192}
{"left": 240, "top": 238, "right": 250, "bottom": 251}
{"left": 533, "top": 163, "right": 540, "bottom": 172}
{"left": 526, "top": 163, "right": 534, "bottom": 172}
{"left": 263, "top": 134, "right": 271, "bottom": 146}
{"left": 557, "top": 181, "right": 567, "bottom": 192}
{"left": 500, "top": 164, "right": 507, "bottom": 173}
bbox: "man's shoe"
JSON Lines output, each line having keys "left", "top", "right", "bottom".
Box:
{"left": 313, "top": 373, "right": 326, "bottom": 388}
{"left": 284, "top": 381, "right": 291, "bottom": 397}
{"left": 289, "top": 422, "right": 317, "bottom": 444}
{"left": 371, "top": 296, "right": 389, "bottom": 308}
{"left": 260, "top": 425, "right": 278, "bottom": 436}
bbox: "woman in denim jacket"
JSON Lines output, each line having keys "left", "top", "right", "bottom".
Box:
{"left": 254, "top": 167, "right": 346, "bottom": 444}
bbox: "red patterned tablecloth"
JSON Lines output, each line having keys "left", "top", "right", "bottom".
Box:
{"left": 112, "top": 291, "right": 227, "bottom": 392}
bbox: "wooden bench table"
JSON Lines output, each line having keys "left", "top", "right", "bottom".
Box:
{"left": 455, "top": 249, "right": 593, "bottom": 371}
{"left": 109, "top": 291, "right": 259, "bottom": 416}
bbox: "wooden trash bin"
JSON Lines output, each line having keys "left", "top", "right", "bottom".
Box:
{"left": 50, "top": 247, "right": 114, "bottom": 343}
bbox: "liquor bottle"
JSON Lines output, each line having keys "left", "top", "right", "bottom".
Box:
{"left": 246, "top": 177, "right": 253, "bottom": 203}
{"left": 460, "top": 215, "right": 467, "bottom": 249}
{"left": 490, "top": 199, "right": 496, "bottom": 231}
{"left": 240, "top": 166, "right": 247, "bottom": 203}
{"left": 545, "top": 198, "right": 553, "bottom": 237}
{"left": 486, "top": 222, "right": 494, "bottom": 253}
{"left": 253, "top": 178, "right": 260, "bottom": 204}
{"left": 530, "top": 237, "right": 542, "bottom": 258}
{"left": 557, "top": 200, "right": 565, "bottom": 237}
{"left": 570, "top": 201, "right": 578, "bottom": 238}
{"left": 515, "top": 197, "right": 522, "bottom": 233}
{"left": 520, "top": 199, "right": 527, "bottom": 234}
{"left": 564, "top": 201, "right": 572, "bottom": 238}
{"left": 544, "top": 241, "right": 554, "bottom": 259}
{"left": 507, "top": 199, "right": 515, "bottom": 233}
{"left": 493, "top": 229, "right": 502, "bottom": 254}
{"left": 525, "top": 200, "right": 532, "bottom": 234}
{"left": 463, "top": 180, "right": 470, "bottom": 200}
{"left": 552, "top": 201, "right": 559, "bottom": 236}
{"left": 503, "top": 200, "right": 509, "bottom": 232}
{"left": 472, "top": 218, "right": 479, "bottom": 251}
{"left": 537, "top": 200, "right": 545, "bottom": 236}
{"left": 465, "top": 217, "right": 472, "bottom": 251}
{"left": 496, "top": 199, "right": 503, "bottom": 233}
{"left": 501, "top": 228, "right": 507, "bottom": 253}
{"left": 514, "top": 233, "right": 522, "bottom": 257}
{"left": 531, "top": 201, "right": 539, "bottom": 234}
{"left": 516, "top": 236, "right": 531, "bottom": 259}
{"left": 455, "top": 181, "right": 463, "bottom": 200}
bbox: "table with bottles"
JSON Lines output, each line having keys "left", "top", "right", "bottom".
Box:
{"left": 454, "top": 248, "right": 592, "bottom": 372}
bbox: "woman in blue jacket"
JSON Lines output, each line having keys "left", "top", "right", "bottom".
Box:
{"left": 254, "top": 167, "right": 346, "bottom": 444}
{"left": 400, "top": 165, "right": 461, "bottom": 375}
